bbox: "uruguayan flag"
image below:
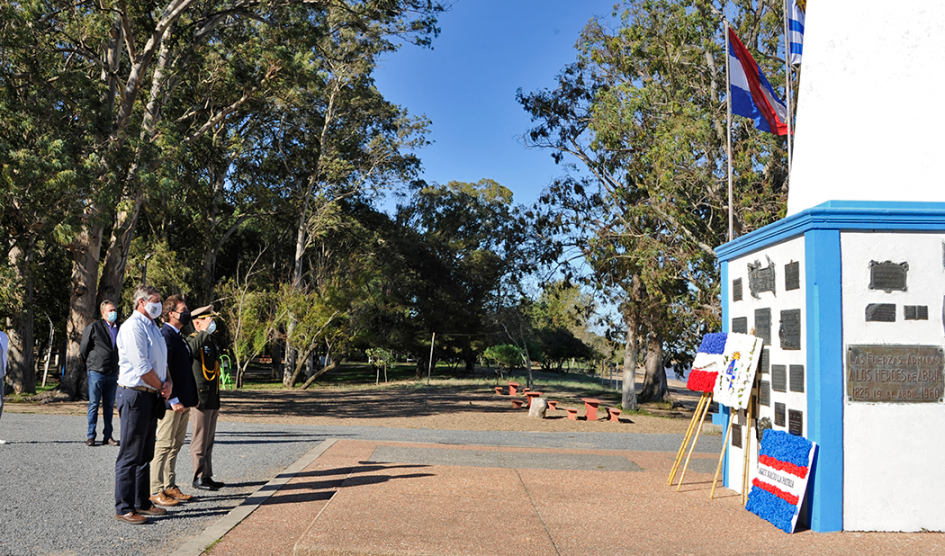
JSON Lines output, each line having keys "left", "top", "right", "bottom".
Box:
{"left": 788, "top": 0, "right": 805, "bottom": 65}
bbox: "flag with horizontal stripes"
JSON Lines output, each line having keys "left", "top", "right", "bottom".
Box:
{"left": 687, "top": 333, "right": 728, "bottom": 393}
{"left": 746, "top": 429, "right": 817, "bottom": 533}
{"left": 728, "top": 28, "right": 789, "bottom": 135}
{"left": 788, "top": 0, "right": 806, "bottom": 65}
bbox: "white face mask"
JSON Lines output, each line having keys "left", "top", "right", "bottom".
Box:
{"left": 206, "top": 320, "right": 217, "bottom": 334}
{"left": 145, "top": 301, "right": 162, "bottom": 319}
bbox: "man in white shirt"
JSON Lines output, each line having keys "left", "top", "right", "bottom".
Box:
{"left": 0, "top": 330, "right": 8, "bottom": 445}
{"left": 114, "top": 285, "right": 174, "bottom": 525}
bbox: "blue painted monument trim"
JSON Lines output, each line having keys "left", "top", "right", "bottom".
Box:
{"left": 720, "top": 261, "right": 731, "bottom": 485}
{"left": 716, "top": 201, "right": 945, "bottom": 261}
{"left": 804, "top": 229, "right": 844, "bottom": 533}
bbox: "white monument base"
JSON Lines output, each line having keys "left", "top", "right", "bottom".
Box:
{"left": 717, "top": 201, "right": 945, "bottom": 532}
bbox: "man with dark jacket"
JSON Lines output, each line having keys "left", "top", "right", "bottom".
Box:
{"left": 80, "top": 300, "right": 120, "bottom": 446}
{"left": 149, "top": 294, "right": 199, "bottom": 507}
{"left": 187, "top": 305, "right": 224, "bottom": 491}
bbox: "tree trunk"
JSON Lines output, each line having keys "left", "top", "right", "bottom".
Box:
{"left": 97, "top": 191, "right": 144, "bottom": 307}
{"left": 638, "top": 333, "right": 667, "bottom": 403}
{"left": 6, "top": 241, "right": 36, "bottom": 394}
{"left": 63, "top": 225, "right": 104, "bottom": 400}
{"left": 621, "top": 313, "right": 639, "bottom": 411}
{"left": 271, "top": 341, "right": 283, "bottom": 380}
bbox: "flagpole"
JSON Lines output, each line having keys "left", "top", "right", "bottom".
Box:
{"left": 725, "top": 21, "right": 734, "bottom": 243}
{"left": 783, "top": 0, "right": 794, "bottom": 171}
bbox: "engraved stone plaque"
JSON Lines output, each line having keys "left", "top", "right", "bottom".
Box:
{"left": 733, "top": 278, "right": 743, "bottom": 302}
{"left": 759, "top": 380, "right": 770, "bottom": 406}
{"left": 731, "top": 316, "right": 748, "bottom": 334}
{"left": 731, "top": 424, "right": 742, "bottom": 448}
{"left": 779, "top": 309, "right": 801, "bottom": 350}
{"left": 847, "top": 345, "right": 945, "bottom": 402}
{"left": 865, "top": 303, "right": 896, "bottom": 322}
{"left": 774, "top": 402, "right": 786, "bottom": 427}
{"left": 747, "top": 256, "right": 777, "bottom": 299}
{"left": 785, "top": 261, "right": 800, "bottom": 291}
{"left": 789, "top": 364, "right": 805, "bottom": 393}
{"left": 755, "top": 308, "right": 772, "bottom": 346}
{"left": 788, "top": 410, "right": 804, "bottom": 436}
{"left": 905, "top": 305, "right": 916, "bottom": 320}
{"left": 772, "top": 364, "right": 787, "bottom": 392}
{"left": 869, "top": 260, "right": 908, "bottom": 293}
{"left": 759, "top": 348, "right": 770, "bottom": 374}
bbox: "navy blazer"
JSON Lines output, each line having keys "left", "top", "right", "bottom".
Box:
{"left": 161, "top": 323, "right": 199, "bottom": 408}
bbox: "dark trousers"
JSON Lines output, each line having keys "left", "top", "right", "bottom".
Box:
{"left": 114, "top": 387, "right": 159, "bottom": 515}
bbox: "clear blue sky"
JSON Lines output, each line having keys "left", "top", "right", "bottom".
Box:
{"left": 374, "top": 1, "right": 618, "bottom": 209}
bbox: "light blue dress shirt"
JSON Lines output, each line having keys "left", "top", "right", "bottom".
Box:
{"left": 117, "top": 310, "right": 167, "bottom": 389}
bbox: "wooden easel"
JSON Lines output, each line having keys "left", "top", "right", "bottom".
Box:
{"left": 670, "top": 392, "right": 713, "bottom": 490}
{"left": 709, "top": 386, "right": 757, "bottom": 502}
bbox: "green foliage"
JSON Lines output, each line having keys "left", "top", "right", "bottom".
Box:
{"left": 520, "top": 0, "right": 791, "bottom": 365}
{"left": 483, "top": 344, "right": 524, "bottom": 370}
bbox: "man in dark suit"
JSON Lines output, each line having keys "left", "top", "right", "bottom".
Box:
{"left": 149, "top": 294, "right": 199, "bottom": 507}
{"left": 79, "top": 300, "right": 120, "bottom": 446}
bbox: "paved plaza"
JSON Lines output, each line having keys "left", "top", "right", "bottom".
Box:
{"left": 1, "top": 413, "right": 943, "bottom": 555}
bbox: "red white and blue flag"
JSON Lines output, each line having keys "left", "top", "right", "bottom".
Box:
{"left": 746, "top": 429, "right": 817, "bottom": 533}
{"left": 728, "top": 28, "right": 789, "bottom": 135}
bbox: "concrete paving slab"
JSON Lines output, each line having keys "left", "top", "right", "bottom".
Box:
{"left": 367, "top": 445, "right": 643, "bottom": 472}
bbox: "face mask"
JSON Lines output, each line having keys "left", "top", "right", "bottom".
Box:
{"left": 175, "top": 311, "right": 192, "bottom": 326}
{"left": 145, "top": 302, "right": 162, "bottom": 319}
{"left": 206, "top": 320, "right": 217, "bottom": 335}
{"left": 106, "top": 311, "right": 117, "bottom": 323}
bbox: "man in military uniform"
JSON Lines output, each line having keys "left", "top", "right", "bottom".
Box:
{"left": 186, "top": 306, "right": 224, "bottom": 491}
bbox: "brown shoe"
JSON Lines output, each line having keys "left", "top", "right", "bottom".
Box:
{"left": 164, "top": 486, "right": 193, "bottom": 502}
{"left": 137, "top": 505, "right": 167, "bottom": 516}
{"left": 115, "top": 511, "right": 147, "bottom": 525}
{"left": 148, "top": 491, "right": 179, "bottom": 507}
{"left": 105, "top": 437, "right": 119, "bottom": 446}
{"left": 85, "top": 438, "right": 95, "bottom": 447}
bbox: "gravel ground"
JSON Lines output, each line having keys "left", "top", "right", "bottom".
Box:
{"left": 0, "top": 411, "right": 718, "bottom": 556}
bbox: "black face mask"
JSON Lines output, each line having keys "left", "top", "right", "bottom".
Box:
{"left": 175, "top": 311, "right": 192, "bottom": 326}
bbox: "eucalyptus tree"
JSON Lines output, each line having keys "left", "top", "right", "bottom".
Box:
{"left": 520, "top": 0, "right": 790, "bottom": 406}
{"left": 0, "top": 1, "right": 441, "bottom": 398}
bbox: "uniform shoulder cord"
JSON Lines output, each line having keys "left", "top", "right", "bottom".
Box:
{"left": 200, "top": 348, "right": 220, "bottom": 382}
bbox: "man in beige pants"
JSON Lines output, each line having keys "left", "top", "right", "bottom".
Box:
{"left": 187, "top": 306, "right": 224, "bottom": 491}
{"left": 149, "top": 295, "right": 199, "bottom": 506}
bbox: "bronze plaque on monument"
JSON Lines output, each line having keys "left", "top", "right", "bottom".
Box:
{"left": 865, "top": 303, "right": 896, "bottom": 322}
{"left": 733, "top": 278, "right": 743, "bottom": 301}
{"left": 755, "top": 308, "right": 771, "bottom": 345}
{"left": 789, "top": 364, "right": 805, "bottom": 393}
{"left": 759, "top": 380, "right": 770, "bottom": 406}
{"left": 731, "top": 424, "right": 742, "bottom": 448}
{"left": 785, "top": 261, "right": 800, "bottom": 291}
{"left": 759, "top": 347, "right": 770, "bottom": 374}
{"left": 747, "top": 257, "right": 777, "bottom": 299}
{"left": 731, "top": 316, "right": 747, "bottom": 334}
{"left": 779, "top": 309, "right": 801, "bottom": 350}
{"left": 772, "top": 364, "right": 787, "bottom": 392}
{"left": 869, "top": 260, "right": 908, "bottom": 293}
{"left": 774, "top": 402, "right": 786, "bottom": 427}
{"left": 846, "top": 345, "right": 945, "bottom": 402}
{"left": 788, "top": 410, "right": 804, "bottom": 436}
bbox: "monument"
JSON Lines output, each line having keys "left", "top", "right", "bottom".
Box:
{"left": 715, "top": 0, "right": 945, "bottom": 533}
